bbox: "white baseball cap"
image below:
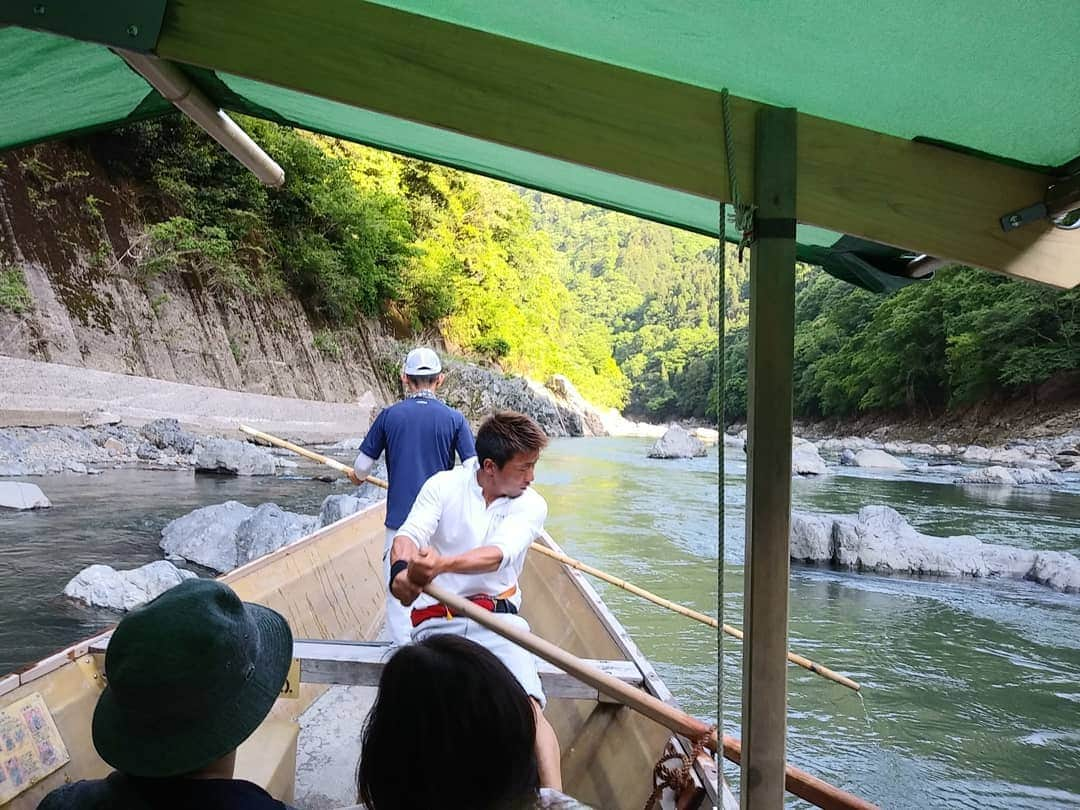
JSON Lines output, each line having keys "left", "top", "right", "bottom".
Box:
{"left": 403, "top": 347, "right": 442, "bottom": 375}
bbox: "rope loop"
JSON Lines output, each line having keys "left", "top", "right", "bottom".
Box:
{"left": 642, "top": 726, "right": 717, "bottom": 810}
{"left": 720, "top": 88, "right": 756, "bottom": 263}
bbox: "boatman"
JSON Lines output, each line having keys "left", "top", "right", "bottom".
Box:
{"left": 348, "top": 347, "right": 476, "bottom": 646}
{"left": 388, "top": 410, "right": 562, "bottom": 790}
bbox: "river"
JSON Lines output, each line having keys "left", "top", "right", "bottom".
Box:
{"left": 1, "top": 437, "right": 1078, "bottom": 808}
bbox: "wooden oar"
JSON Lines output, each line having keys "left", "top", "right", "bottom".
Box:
{"left": 238, "top": 424, "right": 387, "bottom": 487}
{"left": 532, "top": 536, "right": 860, "bottom": 692}
{"left": 237, "top": 424, "right": 860, "bottom": 692}
{"left": 424, "top": 584, "right": 877, "bottom": 810}
{"left": 424, "top": 582, "right": 717, "bottom": 750}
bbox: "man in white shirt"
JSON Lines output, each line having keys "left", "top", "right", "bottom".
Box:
{"left": 388, "top": 411, "right": 562, "bottom": 790}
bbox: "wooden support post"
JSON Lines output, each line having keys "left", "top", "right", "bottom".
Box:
{"left": 741, "top": 105, "right": 797, "bottom": 809}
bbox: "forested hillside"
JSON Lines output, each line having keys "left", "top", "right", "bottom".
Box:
{"left": 723, "top": 265, "right": 1080, "bottom": 424}
{"left": 8, "top": 115, "right": 721, "bottom": 419}
{"left": 7, "top": 114, "right": 1072, "bottom": 429}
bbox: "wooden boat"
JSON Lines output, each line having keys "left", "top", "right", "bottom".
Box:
{"left": 0, "top": 503, "right": 718, "bottom": 809}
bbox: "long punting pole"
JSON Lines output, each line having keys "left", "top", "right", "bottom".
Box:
{"left": 424, "top": 584, "right": 876, "bottom": 810}
{"left": 741, "top": 105, "right": 798, "bottom": 808}
{"left": 237, "top": 424, "right": 860, "bottom": 692}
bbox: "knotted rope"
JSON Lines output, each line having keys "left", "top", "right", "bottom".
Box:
{"left": 721, "top": 88, "right": 756, "bottom": 261}
{"left": 642, "top": 726, "right": 717, "bottom": 810}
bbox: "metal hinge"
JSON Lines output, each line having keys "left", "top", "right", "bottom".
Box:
{"left": 1000, "top": 171, "right": 1080, "bottom": 232}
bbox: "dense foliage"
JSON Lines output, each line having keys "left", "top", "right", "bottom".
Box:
{"left": 723, "top": 266, "right": 1080, "bottom": 423}
{"left": 89, "top": 115, "right": 1075, "bottom": 427}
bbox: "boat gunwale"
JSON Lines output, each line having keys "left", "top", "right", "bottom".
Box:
{"left": 536, "top": 530, "right": 719, "bottom": 807}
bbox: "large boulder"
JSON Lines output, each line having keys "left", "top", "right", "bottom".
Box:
{"left": 789, "top": 504, "right": 1079, "bottom": 593}
{"left": 63, "top": 561, "right": 197, "bottom": 612}
{"left": 318, "top": 494, "right": 369, "bottom": 528}
{"left": 438, "top": 363, "right": 575, "bottom": 437}
{"left": 140, "top": 418, "right": 198, "bottom": 455}
{"left": 161, "top": 500, "right": 319, "bottom": 573}
{"left": 161, "top": 501, "right": 255, "bottom": 572}
{"left": 792, "top": 442, "right": 827, "bottom": 476}
{"left": 235, "top": 503, "right": 317, "bottom": 565}
{"left": 648, "top": 425, "right": 707, "bottom": 459}
{"left": 852, "top": 449, "right": 907, "bottom": 470}
{"left": 0, "top": 481, "right": 51, "bottom": 510}
{"left": 547, "top": 375, "right": 608, "bottom": 436}
{"left": 194, "top": 438, "right": 276, "bottom": 476}
{"left": 790, "top": 514, "right": 833, "bottom": 560}
{"left": 957, "top": 466, "right": 1057, "bottom": 486}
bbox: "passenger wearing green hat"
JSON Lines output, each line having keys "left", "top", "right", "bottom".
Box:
{"left": 38, "top": 578, "right": 295, "bottom": 809}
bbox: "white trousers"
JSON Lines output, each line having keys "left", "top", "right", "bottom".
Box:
{"left": 412, "top": 613, "right": 546, "bottom": 708}
{"left": 383, "top": 528, "right": 414, "bottom": 647}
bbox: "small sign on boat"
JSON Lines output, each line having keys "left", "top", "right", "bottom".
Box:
{"left": 279, "top": 658, "right": 301, "bottom": 700}
{"left": 0, "top": 692, "right": 70, "bottom": 802}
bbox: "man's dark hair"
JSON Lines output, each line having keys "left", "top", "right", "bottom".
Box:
{"left": 357, "top": 635, "right": 539, "bottom": 810}
{"left": 475, "top": 411, "right": 549, "bottom": 469}
{"left": 405, "top": 372, "right": 440, "bottom": 388}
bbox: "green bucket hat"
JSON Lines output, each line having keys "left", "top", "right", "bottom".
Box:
{"left": 92, "top": 578, "right": 293, "bottom": 778}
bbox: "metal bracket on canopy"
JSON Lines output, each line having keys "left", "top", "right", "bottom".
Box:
{"left": 114, "top": 50, "right": 285, "bottom": 188}
{"left": 1000, "top": 171, "right": 1080, "bottom": 232}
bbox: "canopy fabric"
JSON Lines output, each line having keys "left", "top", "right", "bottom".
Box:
{"left": 1, "top": 2, "right": 1077, "bottom": 289}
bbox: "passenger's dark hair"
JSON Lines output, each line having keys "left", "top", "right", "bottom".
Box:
{"left": 404, "top": 372, "right": 440, "bottom": 388}
{"left": 475, "top": 411, "right": 549, "bottom": 469}
{"left": 356, "top": 634, "right": 540, "bottom": 810}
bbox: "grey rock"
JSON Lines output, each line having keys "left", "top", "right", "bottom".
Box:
{"left": 1029, "top": 552, "right": 1080, "bottom": 593}
{"left": 0, "top": 431, "right": 29, "bottom": 458}
{"left": 0, "top": 481, "right": 51, "bottom": 509}
{"left": 790, "top": 504, "right": 1080, "bottom": 593}
{"left": 0, "top": 462, "right": 30, "bottom": 476}
{"left": 160, "top": 501, "right": 255, "bottom": 572}
{"left": 102, "top": 437, "right": 126, "bottom": 454}
{"left": 140, "top": 417, "right": 197, "bottom": 455}
{"left": 792, "top": 442, "right": 827, "bottom": 476}
{"left": 961, "top": 445, "right": 993, "bottom": 462}
{"left": 235, "top": 503, "right": 318, "bottom": 565}
{"left": 648, "top": 425, "right": 707, "bottom": 459}
{"left": 135, "top": 442, "right": 161, "bottom": 461}
{"left": 853, "top": 449, "right": 907, "bottom": 470}
{"left": 328, "top": 437, "right": 364, "bottom": 451}
{"left": 195, "top": 438, "right": 276, "bottom": 476}
{"left": 81, "top": 409, "right": 121, "bottom": 427}
{"left": 790, "top": 514, "right": 833, "bottom": 561}
{"left": 63, "top": 561, "right": 197, "bottom": 612}
{"left": 839, "top": 448, "right": 858, "bottom": 466}
{"left": 958, "top": 466, "right": 1056, "bottom": 486}
{"left": 318, "top": 494, "right": 369, "bottom": 528}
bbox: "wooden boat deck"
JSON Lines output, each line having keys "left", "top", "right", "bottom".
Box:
{"left": 0, "top": 505, "right": 716, "bottom": 809}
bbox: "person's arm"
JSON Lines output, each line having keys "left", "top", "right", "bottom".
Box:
{"left": 391, "top": 476, "right": 445, "bottom": 602}
{"left": 389, "top": 533, "right": 422, "bottom": 604}
{"left": 454, "top": 414, "right": 477, "bottom": 463}
{"left": 349, "top": 451, "right": 377, "bottom": 485}
{"left": 409, "top": 496, "right": 547, "bottom": 582}
{"left": 349, "top": 412, "right": 386, "bottom": 485}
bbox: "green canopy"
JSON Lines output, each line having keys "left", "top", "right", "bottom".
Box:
{"left": 1, "top": 1, "right": 1077, "bottom": 290}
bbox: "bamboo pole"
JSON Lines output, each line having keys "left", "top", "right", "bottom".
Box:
{"left": 424, "top": 582, "right": 717, "bottom": 751}
{"left": 424, "top": 584, "right": 877, "bottom": 810}
{"left": 238, "top": 424, "right": 387, "bottom": 487}
{"left": 237, "top": 424, "right": 860, "bottom": 691}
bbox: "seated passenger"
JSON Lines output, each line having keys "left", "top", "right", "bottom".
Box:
{"left": 38, "top": 578, "right": 295, "bottom": 810}
{"left": 356, "top": 634, "right": 589, "bottom": 810}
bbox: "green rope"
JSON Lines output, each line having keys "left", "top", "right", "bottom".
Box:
{"left": 720, "top": 89, "right": 756, "bottom": 260}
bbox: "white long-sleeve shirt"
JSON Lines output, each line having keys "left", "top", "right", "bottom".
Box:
{"left": 395, "top": 457, "right": 547, "bottom": 611}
